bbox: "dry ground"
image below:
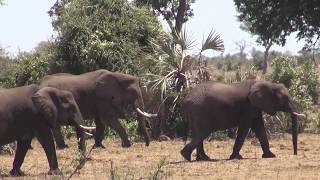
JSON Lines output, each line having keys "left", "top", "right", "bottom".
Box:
{"left": 1, "top": 133, "right": 320, "bottom": 179}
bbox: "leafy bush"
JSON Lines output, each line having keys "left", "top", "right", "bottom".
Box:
{"left": 267, "top": 56, "right": 319, "bottom": 110}
{"left": 0, "top": 143, "right": 16, "bottom": 155}
{"left": 50, "top": 0, "right": 163, "bottom": 75}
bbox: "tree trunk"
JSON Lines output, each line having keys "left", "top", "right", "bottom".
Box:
{"left": 262, "top": 45, "right": 271, "bottom": 74}
{"left": 175, "top": 0, "right": 187, "bottom": 33}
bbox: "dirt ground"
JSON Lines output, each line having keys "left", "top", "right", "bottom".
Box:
{"left": 1, "top": 133, "right": 320, "bottom": 179}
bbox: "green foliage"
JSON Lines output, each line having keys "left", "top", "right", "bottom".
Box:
{"left": 0, "top": 142, "right": 15, "bottom": 155}
{"left": 121, "top": 119, "right": 139, "bottom": 141}
{"left": 147, "top": 28, "right": 224, "bottom": 100}
{"left": 135, "top": 0, "right": 195, "bottom": 33}
{"left": 104, "top": 119, "right": 140, "bottom": 142}
{"left": 14, "top": 53, "right": 50, "bottom": 85}
{"left": 61, "top": 126, "right": 75, "bottom": 139}
{"left": 0, "top": 41, "right": 58, "bottom": 87}
{"left": 234, "top": 0, "right": 320, "bottom": 51}
{"left": 267, "top": 56, "right": 319, "bottom": 110}
{"left": 0, "top": 49, "right": 17, "bottom": 88}
{"left": 50, "top": 0, "right": 163, "bottom": 75}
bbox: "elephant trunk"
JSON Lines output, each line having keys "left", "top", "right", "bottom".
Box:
{"left": 287, "top": 101, "right": 305, "bottom": 155}
{"left": 291, "top": 114, "right": 298, "bottom": 155}
{"left": 135, "top": 96, "right": 150, "bottom": 146}
{"left": 73, "top": 105, "right": 95, "bottom": 135}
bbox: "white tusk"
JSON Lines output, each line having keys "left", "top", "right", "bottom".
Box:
{"left": 136, "top": 108, "right": 158, "bottom": 118}
{"left": 84, "top": 132, "right": 94, "bottom": 137}
{"left": 80, "top": 125, "right": 96, "bottom": 131}
{"left": 292, "top": 112, "right": 306, "bottom": 118}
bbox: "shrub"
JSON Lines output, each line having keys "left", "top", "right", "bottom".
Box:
{"left": 267, "top": 56, "right": 319, "bottom": 110}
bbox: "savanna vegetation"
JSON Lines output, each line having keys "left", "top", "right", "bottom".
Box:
{"left": 1, "top": 0, "right": 320, "bottom": 179}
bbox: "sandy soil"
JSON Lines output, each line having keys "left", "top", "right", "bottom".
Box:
{"left": 1, "top": 133, "right": 320, "bottom": 179}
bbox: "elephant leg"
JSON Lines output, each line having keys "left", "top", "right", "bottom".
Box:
{"left": 229, "top": 126, "right": 249, "bottom": 159}
{"left": 10, "top": 139, "right": 32, "bottom": 176}
{"left": 252, "top": 118, "right": 276, "bottom": 158}
{"left": 53, "top": 126, "right": 68, "bottom": 149}
{"left": 196, "top": 141, "right": 210, "bottom": 161}
{"left": 109, "top": 119, "right": 131, "bottom": 148}
{"left": 181, "top": 134, "right": 207, "bottom": 161}
{"left": 35, "top": 127, "right": 61, "bottom": 175}
{"left": 75, "top": 127, "right": 86, "bottom": 153}
{"left": 93, "top": 118, "right": 106, "bottom": 149}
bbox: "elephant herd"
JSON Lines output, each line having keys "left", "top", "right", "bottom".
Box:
{"left": 0, "top": 69, "right": 306, "bottom": 176}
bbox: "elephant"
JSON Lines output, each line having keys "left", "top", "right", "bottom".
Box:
{"left": 0, "top": 84, "right": 95, "bottom": 176}
{"left": 39, "top": 69, "right": 156, "bottom": 149}
{"left": 180, "top": 80, "right": 306, "bottom": 161}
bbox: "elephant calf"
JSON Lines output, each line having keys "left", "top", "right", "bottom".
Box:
{"left": 0, "top": 85, "right": 95, "bottom": 176}
{"left": 180, "top": 80, "right": 305, "bottom": 161}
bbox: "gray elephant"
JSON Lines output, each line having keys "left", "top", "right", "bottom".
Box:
{"left": 0, "top": 85, "right": 95, "bottom": 176}
{"left": 39, "top": 69, "right": 156, "bottom": 149}
{"left": 180, "top": 80, "right": 305, "bottom": 161}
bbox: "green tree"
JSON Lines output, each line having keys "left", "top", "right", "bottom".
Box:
{"left": 49, "top": 0, "right": 163, "bottom": 75}
{"left": 234, "top": 0, "right": 320, "bottom": 73}
{"left": 0, "top": 47, "right": 16, "bottom": 88}
{"left": 135, "top": 0, "right": 195, "bottom": 33}
{"left": 234, "top": 0, "right": 293, "bottom": 74}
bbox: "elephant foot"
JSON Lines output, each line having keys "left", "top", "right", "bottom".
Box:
{"left": 196, "top": 153, "right": 210, "bottom": 161}
{"left": 180, "top": 148, "right": 192, "bottom": 161}
{"left": 10, "top": 168, "right": 26, "bottom": 176}
{"left": 56, "top": 144, "right": 69, "bottom": 150}
{"left": 93, "top": 143, "right": 106, "bottom": 149}
{"left": 121, "top": 141, "right": 132, "bottom": 148}
{"left": 262, "top": 152, "right": 276, "bottom": 158}
{"left": 229, "top": 153, "right": 243, "bottom": 160}
{"left": 48, "top": 168, "right": 62, "bottom": 176}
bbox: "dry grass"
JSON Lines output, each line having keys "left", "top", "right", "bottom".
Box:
{"left": 1, "top": 134, "right": 320, "bottom": 179}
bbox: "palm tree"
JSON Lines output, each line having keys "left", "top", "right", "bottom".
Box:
{"left": 145, "top": 27, "right": 224, "bottom": 139}
{"left": 147, "top": 28, "right": 224, "bottom": 100}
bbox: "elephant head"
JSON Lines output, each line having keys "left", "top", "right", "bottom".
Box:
{"left": 248, "top": 81, "right": 305, "bottom": 155}
{"left": 32, "top": 87, "right": 95, "bottom": 133}
{"left": 96, "top": 72, "right": 157, "bottom": 146}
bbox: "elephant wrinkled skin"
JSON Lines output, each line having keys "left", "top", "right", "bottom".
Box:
{"left": 0, "top": 85, "right": 94, "bottom": 176}
{"left": 180, "top": 80, "right": 305, "bottom": 161}
{"left": 39, "top": 69, "right": 155, "bottom": 149}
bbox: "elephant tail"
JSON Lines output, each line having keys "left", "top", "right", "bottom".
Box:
{"left": 180, "top": 104, "right": 190, "bottom": 144}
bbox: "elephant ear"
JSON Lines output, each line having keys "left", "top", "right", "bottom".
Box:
{"left": 248, "top": 81, "right": 276, "bottom": 115}
{"left": 32, "top": 89, "right": 58, "bottom": 128}
{"left": 95, "top": 73, "right": 124, "bottom": 105}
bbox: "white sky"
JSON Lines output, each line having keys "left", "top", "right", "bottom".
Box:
{"left": 0, "top": 0, "right": 305, "bottom": 56}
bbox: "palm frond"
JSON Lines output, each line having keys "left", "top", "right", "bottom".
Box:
{"left": 145, "top": 70, "right": 176, "bottom": 100}
{"left": 173, "top": 28, "right": 196, "bottom": 51}
{"left": 201, "top": 30, "right": 225, "bottom": 53}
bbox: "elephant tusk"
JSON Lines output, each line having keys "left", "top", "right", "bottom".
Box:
{"left": 79, "top": 125, "right": 96, "bottom": 131}
{"left": 292, "top": 112, "right": 306, "bottom": 118}
{"left": 136, "top": 108, "right": 158, "bottom": 118}
{"left": 84, "top": 132, "right": 94, "bottom": 137}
